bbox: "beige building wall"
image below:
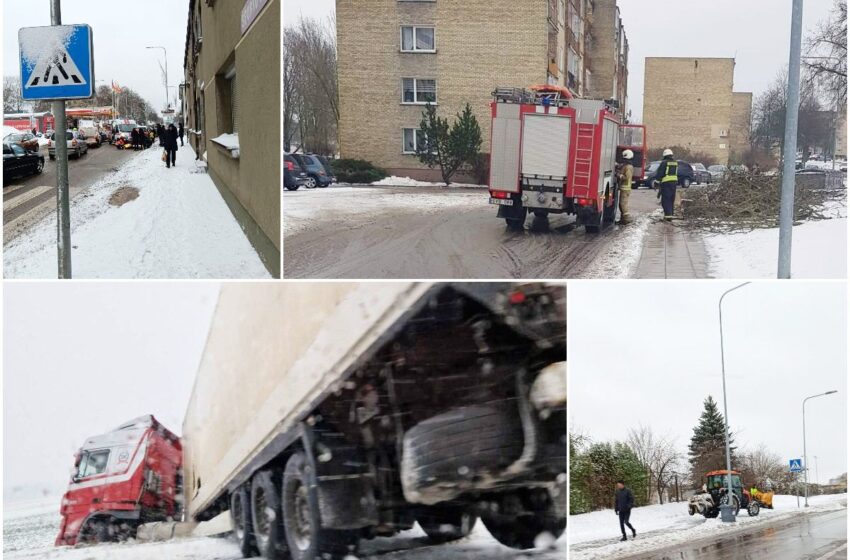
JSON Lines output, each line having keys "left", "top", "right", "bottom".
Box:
{"left": 643, "top": 57, "right": 740, "bottom": 164}
{"left": 337, "top": 0, "right": 547, "bottom": 178}
{"left": 729, "top": 91, "right": 753, "bottom": 162}
{"left": 184, "top": 0, "right": 280, "bottom": 276}
{"left": 586, "top": 0, "right": 617, "bottom": 101}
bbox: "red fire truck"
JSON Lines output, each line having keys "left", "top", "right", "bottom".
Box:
{"left": 4, "top": 112, "right": 55, "bottom": 134}
{"left": 488, "top": 86, "right": 646, "bottom": 233}
{"left": 55, "top": 415, "right": 182, "bottom": 546}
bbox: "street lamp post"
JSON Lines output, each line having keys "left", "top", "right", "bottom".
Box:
{"left": 146, "top": 46, "right": 168, "bottom": 111}
{"left": 718, "top": 282, "right": 751, "bottom": 522}
{"left": 803, "top": 390, "right": 837, "bottom": 506}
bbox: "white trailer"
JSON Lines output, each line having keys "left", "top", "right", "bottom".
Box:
{"left": 183, "top": 282, "right": 566, "bottom": 559}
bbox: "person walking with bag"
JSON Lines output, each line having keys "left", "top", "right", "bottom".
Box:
{"left": 162, "top": 123, "right": 179, "bottom": 168}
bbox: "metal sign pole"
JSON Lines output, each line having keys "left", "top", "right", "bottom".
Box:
{"left": 50, "top": 0, "right": 72, "bottom": 278}
{"left": 777, "top": 0, "right": 804, "bottom": 279}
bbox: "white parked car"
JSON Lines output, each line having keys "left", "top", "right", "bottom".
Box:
{"left": 47, "top": 130, "right": 89, "bottom": 160}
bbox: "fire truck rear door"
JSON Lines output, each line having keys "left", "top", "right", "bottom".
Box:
{"left": 521, "top": 113, "right": 571, "bottom": 179}
{"left": 490, "top": 103, "right": 522, "bottom": 193}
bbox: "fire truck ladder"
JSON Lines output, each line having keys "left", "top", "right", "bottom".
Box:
{"left": 573, "top": 123, "right": 596, "bottom": 194}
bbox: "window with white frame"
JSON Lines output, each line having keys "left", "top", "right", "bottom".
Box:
{"left": 401, "top": 26, "right": 435, "bottom": 52}
{"left": 402, "top": 78, "right": 436, "bottom": 104}
{"left": 402, "top": 128, "right": 426, "bottom": 154}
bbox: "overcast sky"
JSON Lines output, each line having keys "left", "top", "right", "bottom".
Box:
{"left": 3, "top": 0, "right": 190, "bottom": 112}
{"left": 284, "top": 0, "right": 835, "bottom": 121}
{"left": 3, "top": 282, "right": 219, "bottom": 504}
{"left": 570, "top": 281, "right": 847, "bottom": 484}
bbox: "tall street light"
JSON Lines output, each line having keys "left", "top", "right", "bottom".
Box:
{"left": 146, "top": 46, "right": 168, "bottom": 111}
{"left": 718, "top": 282, "right": 750, "bottom": 522}
{"left": 803, "top": 390, "right": 837, "bottom": 506}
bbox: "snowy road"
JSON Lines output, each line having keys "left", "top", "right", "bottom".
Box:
{"left": 620, "top": 508, "right": 847, "bottom": 560}
{"left": 283, "top": 184, "right": 656, "bottom": 279}
{"left": 4, "top": 502, "right": 565, "bottom": 560}
{"left": 569, "top": 493, "right": 847, "bottom": 560}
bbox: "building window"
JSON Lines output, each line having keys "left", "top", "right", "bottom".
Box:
{"left": 719, "top": 143, "right": 727, "bottom": 149}
{"left": 228, "top": 73, "right": 238, "bottom": 133}
{"left": 402, "top": 78, "right": 436, "bottom": 104}
{"left": 216, "top": 62, "right": 238, "bottom": 134}
{"left": 402, "top": 128, "right": 426, "bottom": 154}
{"left": 401, "top": 26, "right": 435, "bottom": 52}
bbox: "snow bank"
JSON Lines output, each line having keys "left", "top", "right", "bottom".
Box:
{"left": 370, "top": 176, "right": 487, "bottom": 188}
{"left": 704, "top": 203, "right": 847, "bottom": 278}
{"left": 3, "top": 146, "right": 270, "bottom": 279}
{"left": 4, "top": 125, "right": 22, "bottom": 137}
{"left": 570, "top": 493, "right": 846, "bottom": 560}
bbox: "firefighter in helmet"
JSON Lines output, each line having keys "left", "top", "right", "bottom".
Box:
{"left": 653, "top": 148, "right": 679, "bottom": 220}
{"left": 617, "top": 149, "right": 635, "bottom": 224}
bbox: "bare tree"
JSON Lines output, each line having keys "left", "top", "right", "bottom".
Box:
{"left": 627, "top": 425, "right": 681, "bottom": 505}
{"left": 804, "top": 0, "right": 847, "bottom": 109}
{"left": 4, "top": 76, "right": 24, "bottom": 113}
{"left": 284, "top": 15, "right": 339, "bottom": 155}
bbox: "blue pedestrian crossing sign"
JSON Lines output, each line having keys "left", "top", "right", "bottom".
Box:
{"left": 789, "top": 458, "right": 803, "bottom": 472}
{"left": 19, "top": 24, "right": 94, "bottom": 100}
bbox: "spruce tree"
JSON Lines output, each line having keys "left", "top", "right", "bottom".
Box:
{"left": 417, "top": 103, "right": 482, "bottom": 185}
{"left": 688, "top": 396, "right": 736, "bottom": 484}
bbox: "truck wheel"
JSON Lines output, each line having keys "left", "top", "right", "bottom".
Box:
{"left": 252, "top": 470, "right": 287, "bottom": 559}
{"left": 401, "top": 403, "right": 524, "bottom": 502}
{"left": 505, "top": 217, "right": 525, "bottom": 230}
{"left": 282, "top": 451, "right": 359, "bottom": 560}
{"left": 285, "top": 185, "right": 300, "bottom": 191}
{"left": 480, "top": 488, "right": 565, "bottom": 550}
{"left": 415, "top": 504, "right": 477, "bottom": 543}
{"left": 231, "top": 486, "right": 259, "bottom": 558}
{"left": 78, "top": 516, "right": 116, "bottom": 544}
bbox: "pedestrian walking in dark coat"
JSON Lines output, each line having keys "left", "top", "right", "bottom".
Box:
{"left": 178, "top": 122, "right": 185, "bottom": 147}
{"left": 162, "top": 124, "right": 179, "bottom": 168}
{"left": 615, "top": 481, "right": 636, "bottom": 541}
{"left": 130, "top": 128, "right": 140, "bottom": 150}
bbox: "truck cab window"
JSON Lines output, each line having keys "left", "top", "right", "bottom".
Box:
{"left": 78, "top": 450, "right": 110, "bottom": 478}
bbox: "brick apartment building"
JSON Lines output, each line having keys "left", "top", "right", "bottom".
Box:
{"left": 337, "top": 0, "right": 628, "bottom": 179}
{"left": 184, "top": 0, "right": 280, "bottom": 277}
{"left": 643, "top": 57, "right": 752, "bottom": 165}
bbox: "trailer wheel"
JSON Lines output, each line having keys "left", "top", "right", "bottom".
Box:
{"left": 231, "top": 486, "right": 259, "bottom": 558}
{"left": 282, "top": 451, "right": 359, "bottom": 560}
{"left": 415, "top": 504, "right": 477, "bottom": 543}
{"left": 480, "top": 488, "right": 565, "bottom": 550}
{"left": 251, "top": 470, "right": 287, "bottom": 559}
{"left": 401, "top": 403, "right": 524, "bottom": 502}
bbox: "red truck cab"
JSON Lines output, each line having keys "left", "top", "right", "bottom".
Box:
{"left": 55, "top": 415, "right": 182, "bottom": 546}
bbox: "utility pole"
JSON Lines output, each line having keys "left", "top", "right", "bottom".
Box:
{"left": 50, "top": 0, "right": 71, "bottom": 278}
{"left": 803, "top": 391, "right": 837, "bottom": 506}
{"left": 777, "top": 0, "right": 804, "bottom": 279}
{"left": 718, "top": 282, "right": 750, "bottom": 522}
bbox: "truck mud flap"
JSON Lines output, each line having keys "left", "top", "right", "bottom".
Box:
{"left": 317, "top": 476, "right": 379, "bottom": 530}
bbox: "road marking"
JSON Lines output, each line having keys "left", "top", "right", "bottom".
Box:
{"left": 3, "top": 185, "right": 52, "bottom": 212}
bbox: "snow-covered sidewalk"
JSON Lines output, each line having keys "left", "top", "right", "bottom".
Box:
{"left": 3, "top": 146, "right": 270, "bottom": 279}
{"left": 569, "top": 493, "right": 847, "bottom": 559}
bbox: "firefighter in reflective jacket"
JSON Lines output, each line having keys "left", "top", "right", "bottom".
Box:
{"left": 653, "top": 148, "right": 678, "bottom": 220}
{"left": 617, "top": 150, "right": 634, "bottom": 224}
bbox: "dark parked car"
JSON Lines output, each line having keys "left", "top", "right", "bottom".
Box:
{"left": 638, "top": 160, "right": 696, "bottom": 188}
{"left": 692, "top": 163, "right": 712, "bottom": 184}
{"left": 290, "top": 153, "right": 333, "bottom": 188}
{"left": 284, "top": 154, "right": 308, "bottom": 191}
{"left": 3, "top": 142, "right": 45, "bottom": 181}
{"left": 313, "top": 155, "right": 337, "bottom": 182}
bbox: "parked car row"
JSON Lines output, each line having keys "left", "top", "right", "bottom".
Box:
{"left": 284, "top": 152, "right": 336, "bottom": 191}
{"left": 636, "top": 160, "right": 738, "bottom": 188}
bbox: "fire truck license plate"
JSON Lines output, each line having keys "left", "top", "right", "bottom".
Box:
{"left": 489, "top": 198, "right": 513, "bottom": 206}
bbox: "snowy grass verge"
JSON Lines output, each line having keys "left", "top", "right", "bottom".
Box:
{"left": 704, "top": 200, "right": 847, "bottom": 278}
{"left": 569, "top": 493, "right": 846, "bottom": 560}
